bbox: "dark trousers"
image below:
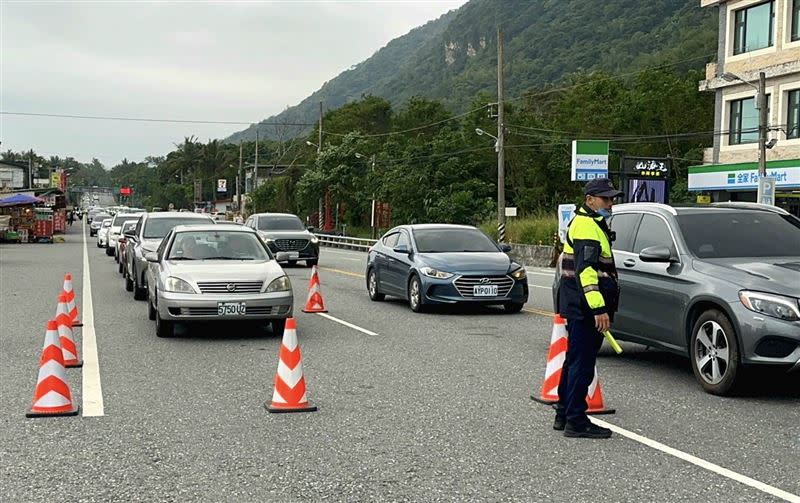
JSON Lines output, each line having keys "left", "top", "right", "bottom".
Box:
{"left": 556, "top": 316, "right": 604, "bottom": 426}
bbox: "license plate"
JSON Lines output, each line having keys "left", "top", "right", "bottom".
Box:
{"left": 217, "top": 302, "right": 246, "bottom": 315}
{"left": 288, "top": 252, "right": 299, "bottom": 260}
{"left": 473, "top": 285, "right": 498, "bottom": 297}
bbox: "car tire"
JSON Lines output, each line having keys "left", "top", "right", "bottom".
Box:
{"left": 367, "top": 268, "right": 385, "bottom": 301}
{"left": 288, "top": 260, "right": 297, "bottom": 267}
{"left": 148, "top": 296, "right": 157, "bottom": 321}
{"left": 271, "top": 318, "right": 286, "bottom": 336}
{"left": 133, "top": 267, "right": 147, "bottom": 301}
{"left": 503, "top": 302, "right": 524, "bottom": 314}
{"left": 125, "top": 273, "right": 134, "bottom": 291}
{"left": 306, "top": 259, "right": 318, "bottom": 268}
{"left": 155, "top": 313, "right": 174, "bottom": 338}
{"left": 96, "top": 241, "right": 102, "bottom": 248}
{"left": 690, "top": 309, "right": 742, "bottom": 396}
{"left": 118, "top": 259, "right": 124, "bottom": 274}
{"left": 105, "top": 247, "right": 114, "bottom": 256}
{"left": 408, "top": 275, "right": 425, "bottom": 313}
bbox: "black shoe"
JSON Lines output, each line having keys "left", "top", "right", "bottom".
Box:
{"left": 553, "top": 417, "right": 566, "bottom": 431}
{"left": 563, "top": 422, "right": 612, "bottom": 439}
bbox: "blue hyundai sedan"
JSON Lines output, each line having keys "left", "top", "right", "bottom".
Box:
{"left": 365, "top": 224, "right": 529, "bottom": 313}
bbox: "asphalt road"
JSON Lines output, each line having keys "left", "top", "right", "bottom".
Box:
{"left": 1, "top": 223, "right": 798, "bottom": 502}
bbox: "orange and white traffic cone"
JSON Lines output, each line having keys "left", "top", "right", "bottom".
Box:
{"left": 56, "top": 292, "right": 82, "bottom": 368}
{"left": 301, "top": 266, "right": 328, "bottom": 313}
{"left": 531, "top": 315, "right": 615, "bottom": 414}
{"left": 585, "top": 367, "right": 615, "bottom": 415}
{"left": 265, "top": 318, "right": 317, "bottom": 413}
{"left": 27, "top": 320, "right": 79, "bottom": 417}
{"left": 531, "top": 315, "right": 568, "bottom": 404}
{"left": 62, "top": 273, "right": 82, "bottom": 327}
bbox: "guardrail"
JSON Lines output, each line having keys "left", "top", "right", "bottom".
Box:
{"left": 314, "top": 233, "right": 377, "bottom": 252}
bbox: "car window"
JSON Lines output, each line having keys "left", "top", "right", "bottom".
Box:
{"left": 382, "top": 232, "right": 399, "bottom": 248}
{"left": 157, "top": 231, "right": 171, "bottom": 259}
{"left": 609, "top": 213, "right": 642, "bottom": 252}
{"left": 677, "top": 211, "right": 800, "bottom": 258}
{"left": 122, "top": 221, "right": 136, "bottom": 233}
{"left": 396, "top": 231, "right": 410, "bottom": 248}
{"left": 134, "top": 216, "right": 144, "bottom": 235}
{"left": 632, "top": 214, "right": 675, "bottom": 254}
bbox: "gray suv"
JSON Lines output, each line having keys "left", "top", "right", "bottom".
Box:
{"left": 244, "top": 213, "right": 319, "bottom": 267}
{"left": 554, "top": 202, "right": 800, "bottom": 395}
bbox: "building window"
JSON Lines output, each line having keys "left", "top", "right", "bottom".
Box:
{"left": 733, "top": 1, "right": 774, "bottom": 54}
{"left": 793, "top": 0, "right": 800, "bottom": 41}
{"left": 729, "top": 95, "right": 770, "bottom": 145}
{"left": 789, "top": 90, "right": 800, "bottom": 139}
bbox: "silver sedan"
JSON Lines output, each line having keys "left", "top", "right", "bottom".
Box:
{"left": 144, "top": 224, "right": 293, "bottom": 338}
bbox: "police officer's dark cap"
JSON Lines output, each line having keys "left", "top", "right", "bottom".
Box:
{"left": 584, "top": 178, "right": 624, "bottom": 198}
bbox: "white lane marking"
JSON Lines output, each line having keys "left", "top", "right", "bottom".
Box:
{"left": 315, "top": 312, "right": 378, "bottom": 336}
{"left": 81, "top": 223, "right": 104, "bottom": 417}
{"left": 322, "top": 249, "right": 364, "bottom": 261}
{"left": 591, "top": 417, "right": 800, "bottom": 503}
{"left": 531, "top": 285, "right": 551, "bottom": 290}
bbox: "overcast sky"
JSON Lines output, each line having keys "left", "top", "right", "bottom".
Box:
{"left": 1, "top": 0, "right": 467, "bottom": 167}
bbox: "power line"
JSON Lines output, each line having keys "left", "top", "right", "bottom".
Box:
{"left": 0, "top": 111, "right": 315, "bottom": 127}
{"left": 324, "top": 104, "right": 490, "bottom": 138}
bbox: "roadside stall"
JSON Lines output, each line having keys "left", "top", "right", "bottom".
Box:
{"left": 0, "top": 193, "right": 44, "bottom": 243}
{"left": 35, "top": 207, "right": 54, "bottom": 243}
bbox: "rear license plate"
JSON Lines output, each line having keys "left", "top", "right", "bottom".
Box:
{"left": 217, "top": 302, "right": 246, "bottom": 315}
{"left": 473, "top": 285, "right": 498, "bottom": 297}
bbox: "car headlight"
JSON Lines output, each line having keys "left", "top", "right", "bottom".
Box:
{"left": 420, "top": 267, "right": 454, "bottom": 280}
{"left": 310, "top": 236, "right": 319, "bottom": 244}
{"left": 164, "top": 276, "right": 196, "bottom": 294}
{"left": 510, "top": 267, "right": 527, "bottom": 280}
{"left": 739, "top": 291, "right": 800, "bottom": 322}
{"left": 265, "top": 276, "right": 291, "bottom": 293}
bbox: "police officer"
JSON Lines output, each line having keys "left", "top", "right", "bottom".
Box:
{"left": 554, "top": 178, "right": 622, "bottom": 439}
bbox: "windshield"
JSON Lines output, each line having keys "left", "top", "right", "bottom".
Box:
{"left": 413, "top": 228, "right": 499, "bottom": 253}
{"left": 167, "top": 230, "right": 269, "bottom": 261}
{"left": 677, "top": 211, "right": 800, "bottom": 258}
{"left": 143, "top": 217, "right": 212, "bottom": 238}
{"left": 257, "top": 216, "right": 305, "bottom": 231}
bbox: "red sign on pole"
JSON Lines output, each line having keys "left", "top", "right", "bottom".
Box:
{"left": 120, "top": 187, "right": 133, "bottom": 196}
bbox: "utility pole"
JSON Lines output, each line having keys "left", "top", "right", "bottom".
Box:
{"left": 318, "top": 101, "right": 324, "bottom": 230}
{"left": 758, "top": 71, "right": 767, "bottom": 177}
{"left": 496, "top": 27, "right": 506, "bottom": 243}
{"left": 370, "top": 154, "right": 377, "bottom": 239}
{"left": 238, "top": 141, "right": 243, "bottom": 212}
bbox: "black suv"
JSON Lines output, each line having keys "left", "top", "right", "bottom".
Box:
{"left": 245, "top": 213, "right": 320, "bottom": 267}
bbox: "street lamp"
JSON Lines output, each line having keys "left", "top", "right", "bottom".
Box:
{"left": 355, "top": 152, "right": 378, "bottom": 239}
{"left": 720, "top": 71, "right": 769, "bottom": 177}
{"left": 475, "top": 128, "right": 500, "bottom": 152}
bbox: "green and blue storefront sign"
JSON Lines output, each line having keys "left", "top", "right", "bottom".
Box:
{"left": 688, "top": 159, "right": 800, "bottom": 191}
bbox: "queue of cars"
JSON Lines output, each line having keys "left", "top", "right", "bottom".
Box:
{"left": 91, "top": 209, "right": 301, "bottom": 338}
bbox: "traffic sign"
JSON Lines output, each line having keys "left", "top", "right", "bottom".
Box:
{"left": 217, "top": 179, "right": 227, "bottom": 193}
{"left": 757, "top": 176, "right": 776, "bottom": 206}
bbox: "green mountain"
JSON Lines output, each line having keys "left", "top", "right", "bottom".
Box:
{"left": 228, "top": 0, "right": 716, "bottom": 142}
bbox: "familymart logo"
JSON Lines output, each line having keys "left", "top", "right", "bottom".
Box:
{"left": 727, "top": 173, "right": 735, "bottom": 185}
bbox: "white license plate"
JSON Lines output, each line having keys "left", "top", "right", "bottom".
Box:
{"left": 217, "top": 302, "right": 246, "bottom": 315}
{"left": 473, "top": 285, "right": 498, "bottom": 297}
{"left": 288, "top": 252, "right": 299, "bottom": 260}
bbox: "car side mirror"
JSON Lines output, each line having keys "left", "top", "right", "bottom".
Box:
{"left": 639, "top": 246, "right": 674, "bottom": 263}
{"left": 307, "top": 226, "right": 316, "bottom": 232}
{"left": 393, "top": 244, "right": 410, "bottom": 255}
{"left": 144, "top": 252, "right": 159, "bottom": 263}
{"left": 499, "top": 244, "right": 512, "bottom": 253}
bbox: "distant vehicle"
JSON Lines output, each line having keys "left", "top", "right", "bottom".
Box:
{"left": 244, "top": 213, "right": 319, "bottom": 267}
{"left": 108, "top": 213, "right": 143, "bottom": 258}
{"left": 552, "top": 202, "right": 800, "bottom": 395}
{"left": 144, "top": 224, "right": 293, "bottom": 338}
{"left": 124, "top": 212, "right": 215, "bottom": 300}
{"left": 96, "top": 218, "right": 113, "bottom": 248}
{"left": 210, "top": 211, "right": 227, "bottom": 222}
{"left": 87, "top": 208, "right": 108, "bottom": 226}
{"left": 366, "top": 224, "right": 528, "bottom": 313}
{"left": 89, "top": 212, "right": 111, "bottom": 236}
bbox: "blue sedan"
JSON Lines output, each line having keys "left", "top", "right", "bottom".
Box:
{"left": 366, "top": 224, "right": 529, "bottom": 313}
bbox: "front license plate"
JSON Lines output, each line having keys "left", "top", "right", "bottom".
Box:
{"left": 217, "top": 302, "right": 246, "bottom": 315}
{"left": 473, "top": 285, "right": 498, "bottom": 297}
{"left": 288, "top": 252, "right": 300, "bottom": 260}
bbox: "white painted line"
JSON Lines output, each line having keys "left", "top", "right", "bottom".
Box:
{"left": 532, "top": 285, "right": 551, "bottom": 290}
{"left": 81, "top": 224, "right": 104, "bottom": 417}
{"left": 323, "top": 249, "right": 364, "bottom": 260}
{"left": 591, "top": 417, "right": 800, "bottom": 503}
{"left": 315, "top": 312, "right": 378, "bottom": 336}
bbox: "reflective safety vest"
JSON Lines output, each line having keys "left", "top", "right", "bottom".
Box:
{"left": 557, "top": 204, "right": 619, "bottom": 320}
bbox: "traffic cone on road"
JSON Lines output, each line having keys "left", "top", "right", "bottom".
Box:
{"left": 56, "top": 292, "right": 82, "bottom": 368}
{"left": 531, "top": 315, "right": 568, "bottom": 404}
{"left": 62, "top": 273, "right": 82, "bottom": 327}
{"left": 26, "top": 320, "right": 79, "bottom": 417}
{"left": 531, "top": 315, "right": 615, "bottom": 414}
{"left": 265, "top": 317, "right": 317, "bottom": 413}
{"left": 301, "top": 266, "right": 328, "bottom": 313}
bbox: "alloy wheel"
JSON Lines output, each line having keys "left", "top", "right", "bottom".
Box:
{"left": 694, "top": 320, "right": 730, "bottom": 385}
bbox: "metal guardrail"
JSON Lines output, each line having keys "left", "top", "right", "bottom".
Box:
{"left": 314, "top": 233, "right": 377, "bottom": 252}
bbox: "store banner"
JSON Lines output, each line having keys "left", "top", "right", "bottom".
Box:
{"left": 688, "top": 162, "right": 800, "bottom": 191}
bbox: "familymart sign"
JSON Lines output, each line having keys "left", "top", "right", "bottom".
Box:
{"left": 571, "top": 140, "right": 609, "bottom": 181}
{"left": 688, "top": 159, "right": 800, "bottom": 191}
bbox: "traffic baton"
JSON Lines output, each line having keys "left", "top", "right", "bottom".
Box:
{"left": 603, "top": 330, "right": 623, "bottom": 354}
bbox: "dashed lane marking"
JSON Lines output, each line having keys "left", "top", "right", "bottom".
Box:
{"left": 319, "top": 266, "right": 364, "bottom": 279}
{"left": 81, "top": 222, "right": 104, "bottom": 416}
{"left": 316, "top": 313, "right": 378, "bottom": 336}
